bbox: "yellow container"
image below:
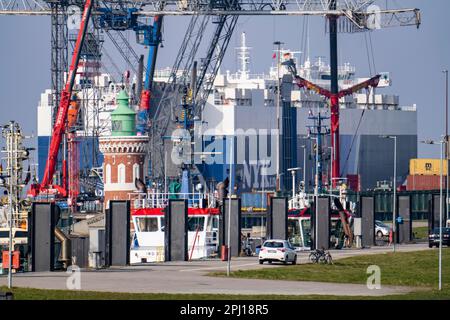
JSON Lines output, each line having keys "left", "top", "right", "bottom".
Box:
{"left": 409, "top": 158, "right": 448, "bottom": 176}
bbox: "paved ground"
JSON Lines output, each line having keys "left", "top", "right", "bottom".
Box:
{"left": 0, "top": 243, "right": 428, "bottom": 297}
{"left": 412, "top": 221, "right": 429, "bottom": 228}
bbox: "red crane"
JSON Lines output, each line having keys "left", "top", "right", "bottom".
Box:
{"left": 284, "top": 58, "right": 381, "bottom": 187}
{"left": 31, "top": 0, "right": 93, "bottom": 197}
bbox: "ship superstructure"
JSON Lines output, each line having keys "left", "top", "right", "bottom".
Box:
{"left": 36, "top": 32, "right": 417, "bottom": 195}
{"left": 195, "top": 33, "right": 417, "bottom": 192}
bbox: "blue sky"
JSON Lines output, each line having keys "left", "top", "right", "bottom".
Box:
{"left": 0, "top": 0, "right": 448, "bottom": 157}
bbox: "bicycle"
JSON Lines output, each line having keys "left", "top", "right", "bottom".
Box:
{"left": 308, "top": 250, "right": 321, "bottom": 263}
{"left": 319, "top": 251, "right": 333, "bottom": 264}
{"left": 309, "top": 248, "right": 333, "bottom": 264}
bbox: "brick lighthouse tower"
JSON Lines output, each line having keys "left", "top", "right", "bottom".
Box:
{"left": 99, "top": 90, "right": 148, "bottom": 209}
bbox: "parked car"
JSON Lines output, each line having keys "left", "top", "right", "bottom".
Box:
{"left": 258, "top": 240, "right": 297, "bottom": 265}
{"left": 0, "top": 228, "right": 28, "bottom": 246}
{"left": 375, "top": 220, "right": 390, "bottom": 238}
{"left": 428, "top": 227, "right": 450, "bottom": 248}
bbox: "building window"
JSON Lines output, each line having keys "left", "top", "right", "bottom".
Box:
{"left": 105, "top": 164, "right": 111, "bottom": 184}
{"left": 118, "top": 163, "right": 126, "bottom": 183}
{"left": 112, "top": 120, "right": 122, "bottom": 131}
{"left": 133, "top": 163, "right": 140, "bottom": 181}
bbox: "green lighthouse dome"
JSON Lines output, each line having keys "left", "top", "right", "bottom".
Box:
{"left": 111, "top": 89, "right": 136, "bottom": 136}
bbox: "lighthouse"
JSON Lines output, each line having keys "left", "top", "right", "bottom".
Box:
{"left": 99, "top": 90, "right": 148, "bottom": 209}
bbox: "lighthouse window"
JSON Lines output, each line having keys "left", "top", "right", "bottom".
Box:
{"left": 188, "top": 217, "right": 205, "bottom": 232}
{"left": 118, "top": 163, "right": 126, "bottom": 183}
{"left": 133, "top": 163, "right": 140, "bottom": 181}
{"left": 105, "top": 164, "right": 111, "bottom": 184}
{"left": 136, "top": 217, "right": 158, "bottom": 232}
{"left": 112, "top": 120, "right": 122, "bottom": 131}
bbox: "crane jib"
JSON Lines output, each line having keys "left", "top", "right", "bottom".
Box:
{"left": 39, "top": 0, "right": 94, "bottom": 191}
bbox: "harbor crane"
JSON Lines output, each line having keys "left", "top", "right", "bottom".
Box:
{"left": 4, "top": 0, "right": 420, "bottom": 199}
{"left": 283, "top": 56, "right": 381, "bottom": 188}
{"left": 30, "top": 0, "right": 94, "bottom": 197}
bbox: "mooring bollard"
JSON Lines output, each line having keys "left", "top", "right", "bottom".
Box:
{"left": 221, "top": 245, "right": 228, "bottom": 261}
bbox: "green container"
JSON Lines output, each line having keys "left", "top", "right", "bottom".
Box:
{"left": 111, "top": 90, "right": 136, "bottom": 136}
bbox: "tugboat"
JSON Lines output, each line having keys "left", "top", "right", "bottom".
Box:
{"left": 287, "top": 184, "right": 354, "bottom": 250}
{"left": 128, "top": 190, "right": 220, "bottom": 263}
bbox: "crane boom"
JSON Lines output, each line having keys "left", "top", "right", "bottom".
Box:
{"left": 36, "top": 0, "right": 93, "bottom": 194}
{"left": 285, "top": 59, "right": 381, "bottom": 99}
{"left": 105, "top": 29, "right": 142, "bottom": 76}
{"left": 285, "top": 56, "right": 381, "bottom": 187}
{"left": 143, "top": 15, "right": 163, "bottom": 91}
{"left": 137, "top": 15, "right": 163, "bottom": 136}
{"left": 193, "top": 14, "right": 238, "bottom": 118}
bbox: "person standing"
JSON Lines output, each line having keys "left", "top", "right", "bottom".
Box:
{"left": 216, "top": 177, "right": 229, "bottom": 207}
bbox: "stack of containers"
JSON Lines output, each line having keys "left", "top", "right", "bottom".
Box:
{"left": 406, "top": 159, "right": 448, "bottom": 191}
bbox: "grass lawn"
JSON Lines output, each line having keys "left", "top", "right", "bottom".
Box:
{"left": 1, "top": 285, "right": 448, "bottom": 300}
{"left": 0, "top": 287, "right": 306, "bottom": 300}
{"left": 413, "top": 226, "right": 429, "bottom": 240}
{"left": 2, "top": 249, "right": 449, "bottom": 300}
{"left": 211, "top": 248, "right": 450, "bottom": 299}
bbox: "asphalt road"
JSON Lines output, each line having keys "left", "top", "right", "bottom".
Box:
{"left": 0, "top": 243, "right": 429, "bottom": 297}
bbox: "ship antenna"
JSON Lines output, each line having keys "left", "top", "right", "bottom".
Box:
{"left": 237, "top": 32, "right": 251, "bottom": 80}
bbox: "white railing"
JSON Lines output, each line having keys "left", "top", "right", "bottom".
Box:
{"left": 129, "top": 191, "right": 216, "bottom": 209}
{"left": 226, "top": 73, "right": 270, "bottom": 81}
{"left": 288, "top": 192, "right": 315, "bottom": 210}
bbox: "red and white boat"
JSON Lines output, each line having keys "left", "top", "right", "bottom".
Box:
{"left": 287, "top": 195, "right": 353, "bottom": 250}
{"left": 129, "top": 192, "right": 220, "bottom": 263}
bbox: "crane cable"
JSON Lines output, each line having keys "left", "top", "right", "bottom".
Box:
{"left": 340, "top": 31, "right": 377, "bottom": 176}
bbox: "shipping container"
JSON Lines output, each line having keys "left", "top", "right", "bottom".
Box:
{"left": 409, "top": 158, "right": 448, "bottom": 176}
{"left": 406, "top": 174, "right": 447, "bottom": 191}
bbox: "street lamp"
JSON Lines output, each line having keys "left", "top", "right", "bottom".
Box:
{"left": 287, "top": 167, "right": 302, "bottom": 199}
{"left": 1, "top": 122, "right": 18, "bottom": 289}
{"left": 328, "top": 146, "right": 333, "bottom": 198}
{"left": 444, "top": 70, "right": 449, "bottom": 222}
{"left": 227, "top": 136, "right": 234, "bottom": 277}
{"left": 379, "top": 135, "right": 397, "bottom": 252}
{"left": 421, "top": 138, "right": 445, "bottom": 291}
{"left": 308, "top": 136, "right": 320, "bottom": 249}
{"left": 300, "top": 145, "right": 307, "bottom": 192}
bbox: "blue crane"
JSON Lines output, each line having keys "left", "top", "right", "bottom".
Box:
{"left": 96, "top": 8, "right": 163, "bottom": 135}
{"left": 136, "top": 15, "right": 163, "bottom": 136}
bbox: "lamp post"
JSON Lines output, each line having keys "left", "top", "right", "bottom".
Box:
{"left": 274, "top": 41, "right": 284, "bottom": 194}
{"left": 444, "top": 70, "right": 449, "bottom": 222}
{"left": 421, "top": 138, "right": 445, "bottom": 291}
{"left": 288, "top": 167, "right": 302, "bottom": 200}
{"left": 440, "top": 140, "right": 444, "bottom": 291}
{"left": 1, "top": 122, "right": 17, "bottom": 289}
{"left": 308, "top": 136, "right": 320, "bottom": 249}
{"left": 380, "top": 135, "right": 397, "bottom": 252}
{"left": 227, "top": 136, "right": 234, "bottom": 277}
{"left": 328, "top": 146, "right": 333, "bottom": 198}
{"left": 315, "top": 142, "right": 319, "bottom": 250}
{"left": 301, "top": 145, "right": 306, "bottom": 192}
{"left": 6, "top": 129, "right": 14, "bottom": 289}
